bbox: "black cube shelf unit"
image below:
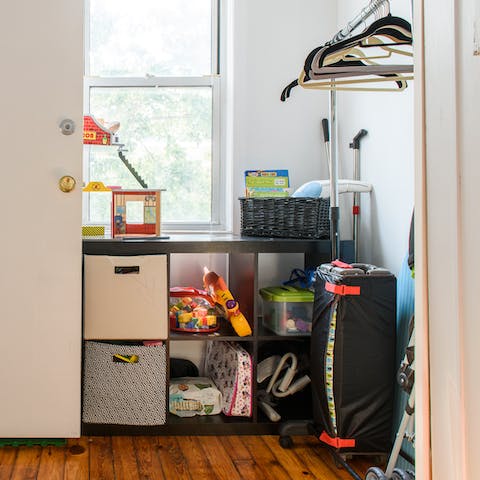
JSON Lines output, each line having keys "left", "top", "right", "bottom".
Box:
{"left": 82, "top": 234, "right": 352, "bottom": 435}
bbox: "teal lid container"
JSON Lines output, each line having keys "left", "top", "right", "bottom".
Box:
{"left": 260, "top": 285, "right": 314, "bottom": 335}
{"left": 259, "top": 285, "right": 314, "bottom": 303}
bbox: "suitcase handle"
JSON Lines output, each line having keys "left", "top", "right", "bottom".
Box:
{"left": 331, "top": 259, "right": 352, "bottom": 269}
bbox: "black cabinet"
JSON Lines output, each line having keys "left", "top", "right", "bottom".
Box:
{"left": 82, "top": 235, "right": 349, "bottom": 435}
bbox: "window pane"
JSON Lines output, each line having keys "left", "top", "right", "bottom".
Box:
{"left": 86, "top": 87, "right": 212, "bottom": 224}
{"left": 89, "top": 0, "right": 212, "bottom": 77}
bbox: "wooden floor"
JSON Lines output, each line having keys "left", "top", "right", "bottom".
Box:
{"left": 0, "top": 435, "right": 375, "bottom": 480}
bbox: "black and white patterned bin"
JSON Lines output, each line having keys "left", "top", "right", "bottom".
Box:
{"left": 82, "top": 341, "right": 167, "bottom": 425}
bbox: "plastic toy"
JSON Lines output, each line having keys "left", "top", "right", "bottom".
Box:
{"left": 83, "top": 181, "right": 111, "bottom": 192}
{"left": 202, "top": 267, "right": 252, "bottom": 337}
{"left": 169, "top": 287, "right": 220, "bottom": 333}
{"left": 82, "top": 182, "right": 112, "bottom": 237}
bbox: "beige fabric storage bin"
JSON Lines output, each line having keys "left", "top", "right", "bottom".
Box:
{"left": 84, "top": 254, "right": 168, "bottom": 340}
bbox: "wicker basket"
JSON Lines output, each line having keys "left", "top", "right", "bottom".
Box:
{"left": 240, "top": 197, "right": 330, "bottom": 239}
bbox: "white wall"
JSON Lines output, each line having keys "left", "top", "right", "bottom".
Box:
{"left": 231, "top": 0, "right": 336, "bottom": 232}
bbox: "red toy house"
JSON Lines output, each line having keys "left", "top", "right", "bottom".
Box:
{"left": 112, "top": 190, "right": 163, "bottom": 238}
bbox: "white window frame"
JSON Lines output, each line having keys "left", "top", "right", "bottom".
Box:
{"left": 83, "top": 0, "right": 227, "bottom": 233}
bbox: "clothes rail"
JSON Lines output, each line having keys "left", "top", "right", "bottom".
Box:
{"left": 329, "top": 0, "right": 390, "bottom": 44}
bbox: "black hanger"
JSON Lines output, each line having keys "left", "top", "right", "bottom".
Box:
{"left": 281, "top": 14, "right": 412, "bottom": 100}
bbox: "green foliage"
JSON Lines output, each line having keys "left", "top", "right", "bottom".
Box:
{"left": 86, "top": 87, "right": 212, "bottom": 223}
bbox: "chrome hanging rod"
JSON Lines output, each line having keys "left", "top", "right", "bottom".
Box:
{"left": 328, "top": 0, "right": 390, "bottom": 44}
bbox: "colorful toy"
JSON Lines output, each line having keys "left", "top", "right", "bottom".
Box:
{"left": 169, "top": 287, "right": 220, "bottom": 333}
{"left": 83, "top": 115, "right": 148, "bottom": 188}
{"left": 83, "top": 115, "right": 121, "bottom": 146}
{"left": 112, "top": 189, "right": 163, "bottom": 237}
{"left": 81, "top": 225, "right": 105, "bottom": 237}
{"left": 202, "top": 267, "right": 252, "bottom": 337}
{"left": 82, "top": 182, "right": 112, "bottom": 237}
{"left": 83, "top": 181, "right": 111, "bottom": 192}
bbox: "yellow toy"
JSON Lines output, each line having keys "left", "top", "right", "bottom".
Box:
{"left": 202, "top": 267, "right": 252, "bottom": 337}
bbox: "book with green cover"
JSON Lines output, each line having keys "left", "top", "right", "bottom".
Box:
{"left": 244, "top": 170, "right": 290, "bottom": 197}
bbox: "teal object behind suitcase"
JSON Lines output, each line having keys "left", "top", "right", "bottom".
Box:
{"left": 394, "top": 254, "right": 415, "bottom": 470}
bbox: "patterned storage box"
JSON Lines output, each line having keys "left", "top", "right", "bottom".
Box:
{"left": 205, "top": 342, "right": 253, "bottom": 417}
{"left": 82, "top": 341, "right": 167, "bottom": 425}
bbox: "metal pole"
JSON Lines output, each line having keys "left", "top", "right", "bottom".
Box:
{"left": 329, "top": 0, "right": 389, "bottom": 44}
{"left": 353, "top": 148, "right": 360, "bottom": 261}
{"left": 350, "top": 129, "right": 368, "bottom": 262}
{"left": 329, "top": 89, "right": 340, "bottom": 260}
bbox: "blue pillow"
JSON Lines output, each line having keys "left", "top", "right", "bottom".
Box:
{"left": 291, "top": 181, "right": 323, "bottom": 198}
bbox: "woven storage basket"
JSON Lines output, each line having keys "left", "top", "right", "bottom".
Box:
{"left": 82, "top": 341, "right": 167, "bottom": 425}
{"left": 240, "top": 197, "right": 330, "bottom": 239}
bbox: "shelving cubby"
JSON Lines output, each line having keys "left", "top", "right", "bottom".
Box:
{"left": 82, "top": 234, "right": 346, "bottom": 435}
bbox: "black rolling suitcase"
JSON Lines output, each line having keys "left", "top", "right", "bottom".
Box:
{"left": 311, "top": 260, "right": 397, "bottom": 454}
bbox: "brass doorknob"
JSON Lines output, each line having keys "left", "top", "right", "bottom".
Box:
{"left": 59, "top": 175, "right": 76, "bottom": 193}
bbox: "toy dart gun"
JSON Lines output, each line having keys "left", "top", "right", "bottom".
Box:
{"left": 203, "top": 267, "right": 252, "bottom": 337}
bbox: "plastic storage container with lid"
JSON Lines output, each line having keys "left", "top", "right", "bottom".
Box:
{"left": 259, "top": 285, "right": 314, "bottom": 335}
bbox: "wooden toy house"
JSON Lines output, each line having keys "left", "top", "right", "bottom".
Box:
{"left": 112, "top": 189, "right": 163, "bottom": 238}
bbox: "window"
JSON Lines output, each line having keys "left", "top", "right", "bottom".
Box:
{"left": 83, "top": 0, "right": 224, "bottom": 231}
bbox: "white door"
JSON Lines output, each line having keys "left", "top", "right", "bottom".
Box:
{"left": 0, "top": 1, "right": 83, "bottom": 437}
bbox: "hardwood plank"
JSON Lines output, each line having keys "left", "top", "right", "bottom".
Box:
{"left": 263, "top": 435, "right": 317, "bottom": 479}
{"left": 132, "top": 436, "right": 166, "bottom": 480}
{"left": 221, "top": 436, "right": 252, "bottom": 461}
{"left": 295, "top": 436, "right": 371, "bottom": 480}
{"left": 65, "top": 438, "right": 90, "bottom": 480}
{"left": 89, "top": 436, "right": 115, "bottom": 480}
{"left": 37, "top": 445, "right": 66, "bottom": 480}
{"left": 196, "top": 436, "right": 242, "bottom": 480}
{"left": 0, "top": 434, "right": 385, "bottom": 479}
{"left": 222, "top": 436, "right": 266, "bottom": 480}
{"left": 155, "top": 436, "right": 192, "bottom": 480}
{"left": 112, "top": 436, "right": 141, "bottom": 480}
{"left": 9, "top": 446, "right": 41, "bottom": 480}
{"left": 176, "top": 436, "right": 219, "bottom": 480}
{"left": 240, "top": 435, "right": 292, "bottom": 480}
{"left": 287, "top": 436, "right": 347, "bottom": 479}
{"left": 0, "top": 446, "right": 17, "bottom": 479}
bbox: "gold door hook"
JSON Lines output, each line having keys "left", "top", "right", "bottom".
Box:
{"left": 59, "top": 175, "right": 76, "bottom": 193}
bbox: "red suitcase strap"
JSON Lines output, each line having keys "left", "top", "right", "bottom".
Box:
{"left": 325, "top": 282, "right": 361, "bottom": 296}
{"left": 331, "top": 259, "right": 352, "bottom": 268}
{"left": 319, "top": 431, "right": 356, "bottom": 449}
